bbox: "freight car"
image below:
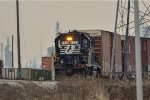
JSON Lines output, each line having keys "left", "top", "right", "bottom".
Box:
{"left": 54, "top": 30, "right": 101, "bottom": 76}
{"left": 54, "top": 29, "right": 150, "bottom": 78}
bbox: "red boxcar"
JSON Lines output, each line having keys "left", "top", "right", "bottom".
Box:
{"left": 79, "top": 30, "right": 122, "bottom": 76}
{"left": 78, "top": 30, "right": 150, "bottom": 76}
{"left": 121, "top": 36, "right": 150, "bottom": 75}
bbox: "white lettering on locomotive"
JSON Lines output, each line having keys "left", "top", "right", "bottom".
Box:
{"left": 61, "top": 41, "right": 78, "bottom": 45}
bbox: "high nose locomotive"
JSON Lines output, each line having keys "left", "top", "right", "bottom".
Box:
{"left": 54, "top": 30, "right": 92, "bottom": 76}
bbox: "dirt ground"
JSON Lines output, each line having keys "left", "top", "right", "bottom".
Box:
{"left": 0, "top": 77, "right": 150, "bottom": 100}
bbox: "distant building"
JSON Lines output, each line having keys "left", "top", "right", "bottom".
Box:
{"left": 47, "top": 46, "right": 55, "bottom": 57}
{"left": 139, "top": 20, "right": 150, "bottom": 38}
{"left": 0, "top": 43, "right": 3, "bottom": 61}
{"left": 56, "top": 21, "right": 60, "bottom": 37}
{"left": 143, "top": 26, "right": 150, "bottom": 38}
{"left": 5, "top": 37, "right": 12, "bottom": 68}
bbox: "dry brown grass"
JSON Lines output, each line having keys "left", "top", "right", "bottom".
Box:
{"left": 54, "top": 78, "right": 108, "bottom": 100}
{"left": 0, "top": 77, "right": 150, "bottom": 100}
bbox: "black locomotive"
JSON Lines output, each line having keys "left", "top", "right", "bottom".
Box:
{"left": 54, "top": 30, "right": 92, "bottom": 75}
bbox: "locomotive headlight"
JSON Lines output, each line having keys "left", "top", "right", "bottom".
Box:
{"left": 66, "top": 36, "right": 73, "bottom": 41}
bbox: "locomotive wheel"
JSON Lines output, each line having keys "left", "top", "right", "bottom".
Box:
{"left": 65, "top": 67, "right": 74, "bottom": 76}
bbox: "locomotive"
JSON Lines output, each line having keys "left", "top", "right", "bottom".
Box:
{"left": 54, "top": 30, "right": 92, "bottom": 75}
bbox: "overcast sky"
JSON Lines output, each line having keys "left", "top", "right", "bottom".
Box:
{"left": 0, "top": 0, "right": 117, "bottom": 68}
{"left": 0, "top": 0, "right": 149, "bottom": 68}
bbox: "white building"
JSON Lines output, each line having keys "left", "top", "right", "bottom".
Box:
{"left": 5, "top": 37, "right": 12, "bottom": 68}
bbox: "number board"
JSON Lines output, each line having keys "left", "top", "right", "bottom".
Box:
{"left": 59, "top": 41, "right": 80, "bottom": 54}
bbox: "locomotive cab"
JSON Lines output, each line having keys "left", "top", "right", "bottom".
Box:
{"left": 54, "top": 30, "right": 92, "bottom": 75}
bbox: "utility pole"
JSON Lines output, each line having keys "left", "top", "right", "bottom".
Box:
{"left": 110, "top": 0, "right": 120, "bottom": 78}
{"left": 134, "top": 0, "right": 143, "bottom": 100}
{"left": 12, "top": 35, "right": 14, "bottom": 68}
{"left": 16, "top": 0, "right": 21, "bottom": 79}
